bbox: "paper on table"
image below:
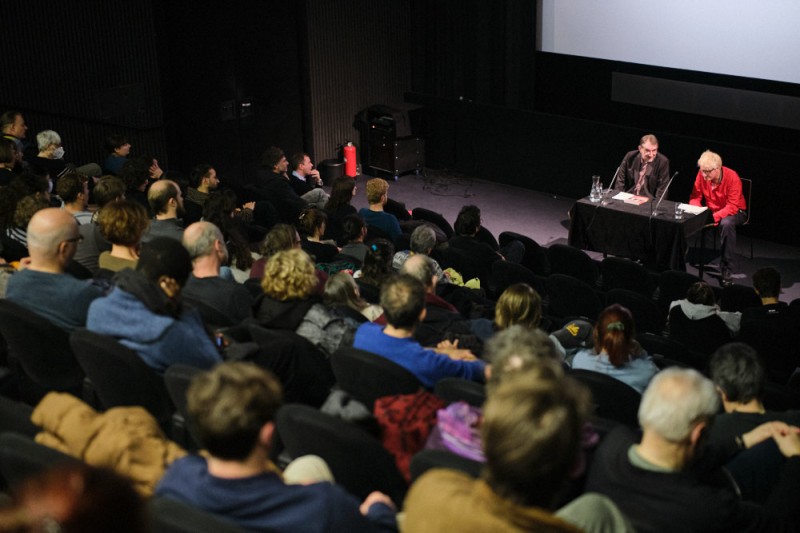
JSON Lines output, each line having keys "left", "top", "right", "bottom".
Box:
{"left": 677, "top": 203, "right": 707, "bottom": 215}
{"left": 613, "top": 192, "right": 633, "bottom": 200}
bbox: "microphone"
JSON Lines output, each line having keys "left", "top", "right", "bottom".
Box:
{"left": 603, "top": 164, "right": 623, "bottom": 202}
{"left": 650, "top": 171, "right": 679, "bottom": 218}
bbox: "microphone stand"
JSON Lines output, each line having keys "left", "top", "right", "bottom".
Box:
{"left": 650, "top": 171, "right": 679, "bottom": 220}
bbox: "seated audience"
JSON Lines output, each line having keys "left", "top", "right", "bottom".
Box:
{"left": 250, "top": 223, "right": 302, "bottom": 280}
{"left": 255, "top": 248, "right": 351, "bottom": 355}
{"left": 142, "top": 179, "right": 184, "bottom": 244}
{"left": 0, "top": 138, "right": 18, "bottom": 185}
{"left": 668, "top": 281, "right": 740, "bottom": 345}
{"left": 253, "top": 146, "right": 311, "bottom": 223}
{"left": 358, "top": 178, "right": 401, "bottom": 242}
{"left": 447, "top": 205, "right": 522, "bottom": 283}
{"left": 585, "top": 367, "right": 800, "bottom": 531}
{"left": 96, "top": 199, "right": 150, "bottom": 272}
{"left": 355, "top": 238, "right": 395, "bottom": 304}
{"left": 739, "top": 267, "right": 800, "bottom": 384}
{"left": 571, "top": 304, "right": 658, "bottom": 393}
{"left": 182, "top": 221, "right": 253, "bottom": 325}
{"left": 55, "top": 171, "right": 92, "bottom": 225}
{"left": 323, "top": 176, "right": 358, "bottom": 244}
{"left": 34, "top": 130, "right": 100, "bottom": 182}
{"left": 709, "top": 342, "right": 800, "bottom": 446}
{"left": 87, "top": 237, "right": 222, "bottom": 373}
{"left": 118, "top": 157, "right": 154, "bottom": 212}
{"left": 6, "top": 194, "right": 50, "bottom": 252}
{"left": 203, "top": 190, "right": 257, "bottom": 282}
{"left": 156, "top": 361, "right": 397, "bottom": 532}
{"left": 339, "top": 214, "right": 369, "bottom": 264}
{"left": 102, "top": 133, "right": 131, "bottom": 176}
{"left": 297, "top": 207, "right": 339, "bottom": 263}
{"left": 73, "top": 175, "right": 124, "bottom": 273}
{"left": 353, "top": 274, "right": 487, "bottom": 388}
{"left": 324, "top": 271, "right": 383, "bottom": 323}
{"left": 392, "top": 224, "right": 447, "bottom": 283}
{"left": 289, "top": 152, "right": 329, "bottom": 203}
{"left": 405, "top": 365, "right": 631, "bottom": 532}
{"left": 6, "top": 208, "right": 102, "bottom": 331}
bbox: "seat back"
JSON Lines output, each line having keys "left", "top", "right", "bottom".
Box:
{"left": 412, "top": 207, "right": 454, "bottom": 239}
{"left": 490, "top": 259, "right": 547, "bottom": 300}
{"left": 499, "top": 231, "right": 551, "bottom": 276}
{"left": 438, "top": 245, "right": 485, "bottom": 283}
{"left": 569, "top": 369, "right": 641, "bottom": 427}
{"left": 148, "top": 497, "right": 245, "bottom": 533}
{"left": 740, "top": 177, "right": 752, "bottom": 226}
{"left": 276, "top": 403, "right": 408, "bottom": 503}
{"left": 474, "top": 225, "right": 499, "bottom": 250}
{"left": 331, "top": 346, "right": 422, "bottom": 409}
{"left": 605, "top": 289, "right": 665, "bottom": 335}
{"left": 600, "top": 257, "right": 654, "bottom": 296}
{"left": 719, "top": 284, "right": 761, "bottom": 313}
{"left": 547, "top": 244, "right": 599, "bottom": 286}
{"left": 656, "top": 270, "right": 701, "bottom": 314}
{"left": 434, "top": 377, "right": 486, "bottom": 407}
{"left": 0, "top": 432, "right": 79, "bottom": 490}
{"left": 0, "top": 300, "right": 83, "bottom": 403}
{"left": 546, "top": 274, "right": 603, "bottom": 321}
{"left": 70, "top": 329, "right": 174, "bottom": 429}
{"left": 667, "top": 306, "right": 731, "bottom": 359}
{"left": 164, "top": 364, "right": 204, "bottom": 450}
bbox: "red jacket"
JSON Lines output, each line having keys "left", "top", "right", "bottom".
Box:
{"left": 689, "top": 166, "right": 746, "bottom": 223}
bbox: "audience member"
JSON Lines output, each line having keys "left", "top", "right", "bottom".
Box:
{"left": 392, "top": 224, "right": 447, "bottom": 283}
{"left": 0, "top": 463, "right": 146, "bottom": 533}
{"left": 6, "top": 194, "right": 50, "bottom": 251}
{"left": 250, "top": 223, "right": 302, "bottom": 280}
{"left": 0, "top": 138, "right": 17, "bottom": 185}
{"left": 448, "top": 205, "right": 522, "bottom": 282}
{"left": 73, "top": 175, "right": 124, "bottom": 273}
{"left": 352, "top": 274, "right": 487, "bottom": 388}
{"left": 0, "top": 110, "right": 29, "bottom": 161}
{"left": 668, "top": 281, "right": 736, "bottom": 356}
{"left": 571, "top": 304, "right": 658, "bottom": 393}
{"left": 203, "top": 190, "right": 258, "bottom": 282}
{"left": 297, "top": 207, "right": 339, "bottom": 263}
{"left": 586, "top": 367, "right": 800, "bottom": 531}
{"left": 289, "top": 152, "right": 329, "bottom": 202}
{"left": 182, "top": 221, "right": 253, "bottom": 324}
{"left": 156, "top": 361, "right": 398, "bottom": 532}
{"left": 5, "top": 208, "right": 102, "bottom": 331}
{"left": 355, "top": 238, "right": 395, "bottom": 303}
{"left": 184, "top": 163, "right": 218, "bottom": 225}
{"left": 323, "top": 176, "right": 358, "bottom": 244}
{"left": 254, "top": 248, "right": 351, "bottom": 354}
{"left": 34, "top": 129, "right": 101, "bottom": 182}
{"left": 102, "top": 133, "right": 131, "bottom": 175}
{"left": 405, "top": 366, "right": 630, "bottom": 532}
{"left": 118, "top": 157, "right": 154, "bottom": 212}
{"left": 254, "top": 146, "right": 311, "bottom": 222}
{"left": 87, "top": 237, "right": 222, "bottom": 373}
{"left": 339, "top": 214, "right": 369, "bottom": 264}
{"left": 323, "top": 271, "right": 383, "bottom": 323}
{"left": 56, "top": 171, "right": 92, "bottom": 225}
{"left": 96, "top": 199, "right": 150, "bottom": 272}
{"left": 709, "top": 343, "right": 800, "bottom": 446}
{"left": 359, "top": 178, "right": 401, "bottom": 242}
{"left": 142, "top": 179, "right": 185, "bottom": 244}
{"left": 739, "top": 267, "right": 800, "bottom": 384}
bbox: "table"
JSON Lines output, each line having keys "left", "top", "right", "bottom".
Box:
{"left": 568, "top": 196, "right": 713, "bottom": 271}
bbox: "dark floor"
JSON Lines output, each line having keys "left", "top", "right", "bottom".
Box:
{"left": 349, "top": 169, "right": 800, "bottom": 302}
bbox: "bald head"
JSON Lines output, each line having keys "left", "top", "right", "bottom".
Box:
{"left": 26, "top": 208, "right": 80, "bottom": 269}
{"left": 401, "top": 253, "right": 437, "bottom": 290}
{"left": 148, "top": 179, "right": 182, "bottom": 216}
{"left": 183, "top": 221, "right": 225, "bottom": 261}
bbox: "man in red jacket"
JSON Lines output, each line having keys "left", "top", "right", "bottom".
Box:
{"left": 689, "top": 150, "right": 747, "bottom": 287}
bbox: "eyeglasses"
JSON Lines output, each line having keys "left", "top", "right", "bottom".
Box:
{"left": 700, "top": 168, "right": 718, "bottom": 175}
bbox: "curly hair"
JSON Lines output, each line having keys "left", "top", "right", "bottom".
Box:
{"left": 260, "top": 249, "right": 318, "bottom": 301}
{"left": 96, "top": 200, "right": 150, "bottom": 246}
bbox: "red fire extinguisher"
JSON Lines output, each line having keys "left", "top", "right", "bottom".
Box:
{"left": 343, "top": 142, "right": 357, "bottom": 178}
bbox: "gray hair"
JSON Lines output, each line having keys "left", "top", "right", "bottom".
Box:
{"left": 638, "top": 368, "right": 719, "bottom": 442}
{"left": 410, "top": 224, "right": 437, "bottom": 253}
{"left": 485, "top": 325, "right": 563, "bottom": 393}
{"left": 36, "top": 130, "right": 61, "bottom": 151}
{"left": 183, "top": 221, "right": 224, "bottom": 260}
{"left": 401, "top": 253, "right": 436, "bottom": 287}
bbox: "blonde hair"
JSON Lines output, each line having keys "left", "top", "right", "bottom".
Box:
{"left": 260, "top": 248, "right": 317, "bottom": 301}
{"left": 365, "top": 178, "right": 388, "bottom": 204}
{"left": 697, "top": 150, "right": 722, "bottom": 170}
{"left": 494, "top": 283, "right": 542, "bottom": 330}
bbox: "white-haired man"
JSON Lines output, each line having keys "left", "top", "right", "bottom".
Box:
{"left": 586, "top": 367, "right": 800, "bottom": 531}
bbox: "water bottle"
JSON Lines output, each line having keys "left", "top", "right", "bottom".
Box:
{"left": 590, "top": 175, "right": 602, "bottom": 202}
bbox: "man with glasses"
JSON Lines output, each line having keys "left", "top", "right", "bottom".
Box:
{"left": 5, "top": 208, "right": 102, "bottom": 331}
{"left": 613, "top": 133, "right": 671, "bottom": 199}
{"left": 689, "top": 150, "right": 747, "bottom": 287}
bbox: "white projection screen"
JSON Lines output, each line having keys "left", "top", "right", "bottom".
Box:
{"left": 537, "top": 0, "right": 800, "bottom": 85}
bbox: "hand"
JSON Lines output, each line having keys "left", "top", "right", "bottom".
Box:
{"left": 771, "top": 425, "right": 800, "bottom": 458}
{"left": 742, "top": 421, "right": 792, "bottom": 449}
{"left": 242, "top": 201, "right": 256, "bottom": 210}
{"left": 309, "top": 169, "right": 322, "bottom": 185}
{"left": 436, "top": 339, "right": 459, "bottom": 350}
{"left": 359, "top": 491, "right": 395, "bottom": 515}
{"left": 439, "top": 348, "right": 478, "bottom": 361}
{"left": 149, "top": 159, "right": 163, "bottom": 180}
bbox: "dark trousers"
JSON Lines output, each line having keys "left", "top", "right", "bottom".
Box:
{"left": 719, "top": 210, "right": 746, "bottom": 272}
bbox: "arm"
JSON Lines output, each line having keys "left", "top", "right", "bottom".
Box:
{"left": 713, "top": 170, "right": 745, "bottom": 223}
{"left": 613, "top": 153, "right": 631, "bottom": 192}
{"left": 653, "top": 154, "right": 671, "bottom": 200}
{"left": 689, "top": 172, "right": 705, "bottom": 206}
